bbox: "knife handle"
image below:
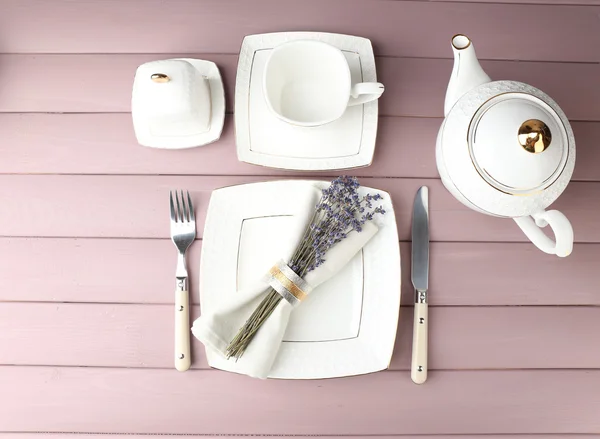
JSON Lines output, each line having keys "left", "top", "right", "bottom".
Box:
{"left": 411, "top": 291, "right": 428, "bottom": 384}
{"left": 175, "top": 281, "right": 191, "bottom": 372}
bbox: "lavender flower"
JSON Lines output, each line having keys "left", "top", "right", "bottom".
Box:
{"left": 286, "top": 176, "right": 386, "bottom": 277}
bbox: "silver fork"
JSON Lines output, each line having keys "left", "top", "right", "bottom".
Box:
{"left": 170, "top": 190, "right": 196, "bottom": 372}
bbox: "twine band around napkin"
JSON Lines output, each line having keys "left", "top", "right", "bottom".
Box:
{"left": 266, "top": 260, "right": 313, "bottom": 307}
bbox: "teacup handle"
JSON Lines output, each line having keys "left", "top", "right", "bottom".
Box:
{"left": 513, "top": 209, "right": 573, "bottom": 257}
{"left": 348, "top": 82, "right": 385, "bottom": 106}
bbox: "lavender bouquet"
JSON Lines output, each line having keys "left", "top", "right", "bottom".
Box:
{"left": 226, "top": 176, "right": 385, "bottom": 359}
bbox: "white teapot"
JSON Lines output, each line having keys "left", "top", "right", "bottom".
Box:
{"left": 436, "top": 35, "right": 575, "bottom": 257}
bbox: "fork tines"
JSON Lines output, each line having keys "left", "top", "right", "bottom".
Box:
{"left": 170, "top": 190, "right": 195, "bottom": 223}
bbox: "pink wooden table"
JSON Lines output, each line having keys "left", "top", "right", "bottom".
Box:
{"left": 1, "top": 0, "right": 600, "bottom": 436}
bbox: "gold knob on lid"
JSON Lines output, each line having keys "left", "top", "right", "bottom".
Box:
{"left": 518, "top": 119, "right": 552, "bottom": 154}
{"left": 150, "top": 73, "right": 170, "bottom": 83}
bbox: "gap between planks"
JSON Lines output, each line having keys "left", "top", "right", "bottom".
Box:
{"left": 2, "top": 434, "right": 600, "bottom": 438}
{"left": 1, "top": 300, "right": 599, "bottom": 308}
{"left": 1, "top": 364, "right": 600, "bottom": 372}
{"left": 0, "top": 173, "right": 598, "bottom": 184}
{"left": 2, "top": 54, "right": 600, "bottom": 63}
{"left": 1, "top": 112, "right": 599, "bottom": 119}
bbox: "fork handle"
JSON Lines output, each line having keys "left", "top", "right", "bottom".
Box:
{"left": 175, "top": 279, "right": 191, "bottom": 372}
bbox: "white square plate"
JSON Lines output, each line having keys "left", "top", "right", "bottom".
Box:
{"left": 200, "top": 180, "right": 400, "bottom": 379}
{"left": 235, "top": 32, "right": 379, "bottom": 171}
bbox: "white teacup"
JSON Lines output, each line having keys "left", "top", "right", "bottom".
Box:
{"left": 263, "top": 40, "right": 384, "bottom": 127}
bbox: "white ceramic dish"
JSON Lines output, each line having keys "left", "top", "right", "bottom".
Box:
{"left": 132, "top": 58, "right": 225, "bottom": 149}
{"left": 235, "top": 32, "right": 380, "bottom": 171}
{"left": 199, "top": 180, "right": 401, "bottom": 379}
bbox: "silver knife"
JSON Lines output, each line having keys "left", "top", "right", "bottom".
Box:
{"left": 411, "top": 186, "right": 429, "bottom": 384}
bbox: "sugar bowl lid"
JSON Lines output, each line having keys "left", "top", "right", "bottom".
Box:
{"left": 468, "top": 92, "right": 569, "bottom": 195}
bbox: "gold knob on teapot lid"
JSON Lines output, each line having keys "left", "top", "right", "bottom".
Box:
{"left": 518, "top": 119, "right": 552, "bottom": 154}
{"left": 150, "top": 73, "right": 170, "bottom": 83}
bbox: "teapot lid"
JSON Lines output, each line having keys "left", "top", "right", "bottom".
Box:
{"left": 468, "top": 93, "right": 569, "bottom": 195}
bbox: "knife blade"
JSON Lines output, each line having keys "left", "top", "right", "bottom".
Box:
{"left": 411, "top": 186, "right": 429, "bottom": 384}
{"left": 411, "top": 186, "right": 429, "bottom": 291}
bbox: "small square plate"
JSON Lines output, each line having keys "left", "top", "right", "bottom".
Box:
{"left": 200, "top": 180, "right": 400, "bottom": 379}
{"left": 235, "top": 32, "right": 379, "bottom": 171}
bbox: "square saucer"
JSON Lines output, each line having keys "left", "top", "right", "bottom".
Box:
{"left": 235, "top": 32, "right": 379, "bottom": 171}
{"left": 200, "top": 181, "right": 401, "bottom": 379}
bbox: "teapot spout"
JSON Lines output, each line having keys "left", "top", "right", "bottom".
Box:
{"left": 444, "top": 35, "right": 491, "bottom": 116}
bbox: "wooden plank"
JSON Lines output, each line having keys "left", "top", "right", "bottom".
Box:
{"left": 1, "top": 303, "right": 599, "bottom": 370}
{"left": 378, "top": 57, "right": 600, "bottom": 121}
{"left": 0, "top": 237, "right": 203, "bottom": 305}
{"left": 1, "top": 366, "right": 599, "bottom": 434}
{"left": 0, "top": 175, "right": 596, "bottom": 243}
{"left": 0, "top": 54, "right": 235, "bottom": 114}
{"left": 0, "top": 0, "right": 598, "bottom": 62}
{"left": 1, "top": 238, "right": 599, "bottom": 306}
{"left": 0, "top": 114, "right": 439, "bottom": 177}
{"left": 0, "top": 55, "right": 599, "bottom": 121}
{"left": 0, "top": 114, "right": 598, "bottom": 181}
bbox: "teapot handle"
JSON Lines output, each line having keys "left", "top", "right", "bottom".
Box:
{"left": 513, "top": 210, "right": 573, "bottom": 257}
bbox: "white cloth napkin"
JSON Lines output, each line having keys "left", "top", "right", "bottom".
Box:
{"left": 192, "top": 187, "right": 379, "bottom": 379}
